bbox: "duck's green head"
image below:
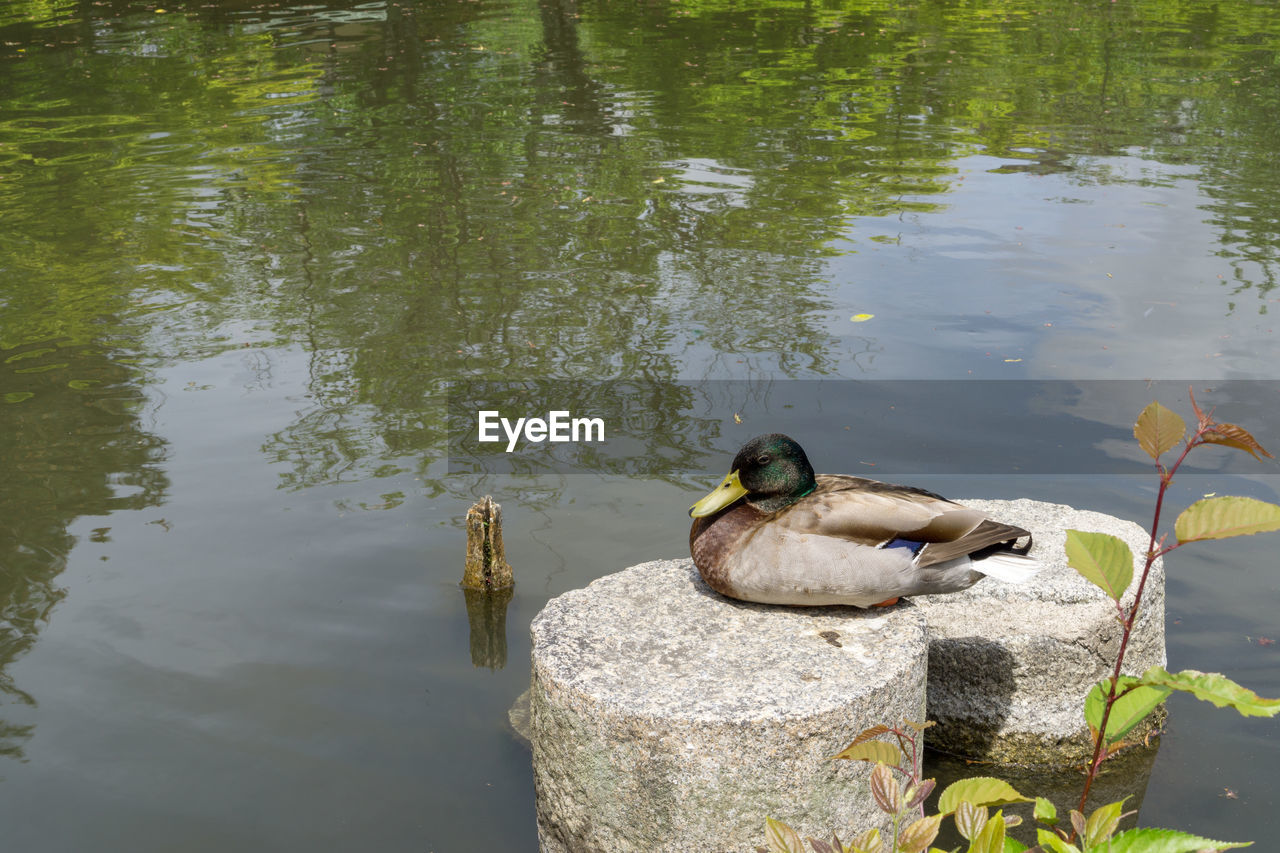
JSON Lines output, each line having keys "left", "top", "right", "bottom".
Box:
{"left": 689, "top": 433, "right": 818, "bottom": 517}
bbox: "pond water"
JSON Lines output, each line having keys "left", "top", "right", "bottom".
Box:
{"left": 2, "top": 0, "right": 1279, "bottom": 849}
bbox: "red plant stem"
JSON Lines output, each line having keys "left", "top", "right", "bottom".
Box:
{"left": 1075, "top": 433, "right": 1204, "bottom": 815}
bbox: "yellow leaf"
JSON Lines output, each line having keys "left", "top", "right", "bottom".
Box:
{"left": 1133, "top": 401, "right": 1185, "bottom": 460}
{"left": 831, "top": 740, "right": 903, "bottom": 765}
{"left": 898, "top": 814, "right": 943, "bottom": 853}
{"left": 937, "top": 777, "right": 1032, "bottom": 814}
{"left": 851, "top": 313, "right": 875, "bottom": 322}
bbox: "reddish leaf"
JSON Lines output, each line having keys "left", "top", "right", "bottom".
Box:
{"left": 1202, "top": 422, "right": 1274, "bottom": 460}
{"left": 906, "top": 778, "right": 936, "bottom": 809}
{"left": 870, "top": 763, "right": 901, "bottom": 814}
{"left": 845, "top": 724, "right": 891, "bottom": 747}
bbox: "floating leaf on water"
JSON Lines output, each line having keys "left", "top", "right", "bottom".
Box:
{"left": 850, "top": 313, "right": 875, "bottom": 322}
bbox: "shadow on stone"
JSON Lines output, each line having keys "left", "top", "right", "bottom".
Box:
{"left": 915, "top": 499, "right": 1166, "bottom": 765}
{"left": 925, "top": 638, "right": 1016, "bottom": 758}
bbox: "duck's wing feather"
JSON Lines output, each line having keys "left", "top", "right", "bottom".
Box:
{"left": 773, "top": 475, "right": 1030, "bottom": 567}
{"left": 913, "top": 518, "right": 1032, "bottom": 567}
{"left": 779, "top": 474, "right": 985, "bottom": 542}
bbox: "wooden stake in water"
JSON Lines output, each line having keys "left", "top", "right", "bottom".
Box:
{"left": 462, "top": 495, "right": 514, "bottom": 591}
{"left": 462, "top": 496, "right": 514, "bottom": 669}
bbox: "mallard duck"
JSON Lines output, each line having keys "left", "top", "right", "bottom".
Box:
{"left": 689, "top": 434, "right": 1039, "bottom": 607}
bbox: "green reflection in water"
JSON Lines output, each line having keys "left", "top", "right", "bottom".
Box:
{"left": 0, "top": 341, "right": 167, "bottom": 758}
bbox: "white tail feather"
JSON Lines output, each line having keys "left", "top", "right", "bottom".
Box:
{"left": 974, "top": 552, "right": 1041, "bottom": 584}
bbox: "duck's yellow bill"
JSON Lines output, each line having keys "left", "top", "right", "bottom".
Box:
{"left": 689, "top": 470, "right": 748, "bottom": 517}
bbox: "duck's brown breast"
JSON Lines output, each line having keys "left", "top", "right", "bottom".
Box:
{"left": 690, "top": 503, "right": 767, "bottom": 596}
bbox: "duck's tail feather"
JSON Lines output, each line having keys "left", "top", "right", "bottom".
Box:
{"left": 975, "top": 551, "right": 1041, "bottom": 584}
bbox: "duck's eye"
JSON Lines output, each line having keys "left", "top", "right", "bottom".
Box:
{"left": 756, "top": 454, "right": 771, "bottom": 466}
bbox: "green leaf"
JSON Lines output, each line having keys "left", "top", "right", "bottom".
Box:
{"left": 849, "top": 827, "right": 882, "bottom": 853}
{"left": 1035, "top": 829, "right": 1081, "bottom": 853}
{"left": 1002, "top": 841, "right": 1028, "bottom": 853}
{"left": 1174, "top": 496, "right": 1280, "bottom": 543}
{"left": 937, "top": 777, "right": 1032, "bottom": 815}
{"left": 831, "top": 740, "right": 903, "bottom": 766}
{"left": 1138, "top": 667, "right": 1280, "bottom": 717}
{"left": 1084, "top": 677, "right": 1171, "bottom": 743}
{"left": 1103, "top": 826, "right": 1252, "bottom": 851}
{"left": 968, "top": 811, "right": 1005, "bottom": 853}
{"left": 765, "top": 817, "right": 806, "bottom": 853}
{"left": 1033, "top": 797, "right": 1058, "bottom": 826}
{"left": 1134, "top": 401, "right": 1185, "bottom": 459}
{"left": 1083, "top": 799, "right": 1129, "bottom": 847}
{"left": 1064, "top": 530, "right": 1133, "bottom": 602}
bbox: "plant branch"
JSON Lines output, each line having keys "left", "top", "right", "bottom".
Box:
{"left": 1075, "top": 427, "right": 1207, "bottom": 815}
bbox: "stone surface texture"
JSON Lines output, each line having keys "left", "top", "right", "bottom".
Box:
{"left": 913, "top": 499, "right": 1166, "bottom": 764}
{"left": 530, "top": 559, "right": 927, "bottom": 853}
